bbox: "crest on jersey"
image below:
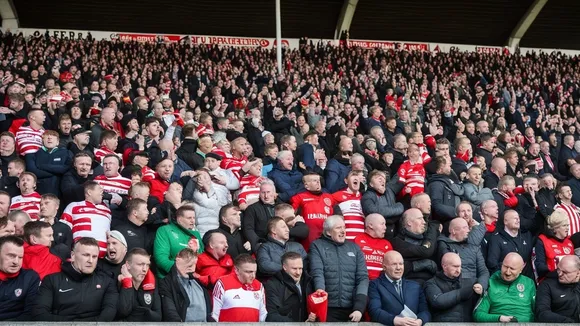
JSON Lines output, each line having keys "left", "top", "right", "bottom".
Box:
{"left": 517, "top": 283, "right": 524, "bottom": 292}
{"left": 324, "top": 206, "right": 330, "bottom": 214}
{"left": 144, "top": 293, "right": 152, "bottom": 305}
{"left": 564, "top": 247, "right": 571, "bottom": 254}
{"left": 324, "top": 198, "right": 332, "bottom": 206}
{"left": 14, "top": 288, "right": 22, "bottom": 297}
{"left": 254, "top": 292, "right": 260, "bottom": 300}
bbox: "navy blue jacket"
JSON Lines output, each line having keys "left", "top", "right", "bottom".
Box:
{"left": 26, "top": 147, "right": 72, "bottom": 196}
{"left": 324, "top": 156, "right": 351, "bottom": 193}
{"left": 368, "top": 274, "right": 431, "bottom": 326}
{"left": 267, "top": 164, "right": 304, "bottom": 202}
{"left": 0, "top": 269, "right": 40, "bottom": 320}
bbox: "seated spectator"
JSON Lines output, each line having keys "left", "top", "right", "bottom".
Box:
{"left": 0, "top": 235, "right": 40, "bottom": 321}
{"left": 9, "top": 210, "right": 29, "bottom": 236}
{"left": 22, "top": 221, "right": 61, "bottom": 280}
{"left": 424, "top": 253, "right": 478, "bottom": 322}
{"left": 265, "top": 252, "right": 316, "bottom": 322}
{"left": 1, "top": 158, "right": 23, "bottom": 197}
{"left": 309, "top": 215, "right": 368, "bottom": 322}
{"left": 368, "top": 250, "right": 431, "bottom": 326}
{"left": 427, "top": 156, "right": 464, "bottom": 224}
{"left": 39, "top": 193, "right": 72, "bottom": 251}
{"left": 486, "top": 210, "right": 534, "bottom": 278}
{"left": 94, "top": 154, "right": 132, "bottom": 196}
{"left": 473, "top": 253, "right": 536, "bottom": 322}
{"left": 0, "top": 132, "right": 18, "bottom": 177}
{"left": 98, "top": 231, "right": 128, "bottom": 280}
{"left": 154, "top": 205, "right": 203, "bottom": 278}
{"left": 268, "top": 150, "right": 304, "bottom": 202}
{"left": 257, "top": 216, "right": 307, "bottom": 278}
{"left": 362, "top": 170, "right": 404, "bottom": 238}
{"left": 462, "top": 165, "right": 493, "bottom": 212}
{"left": 391, "top": 208, "right": 439, "bottom": 284}
{"left": 212, "top": 254, "right": 267, "bottom": 322}
{"left": 333, "top": 169, "right": 364, "bottom": 240}
{"left": 25, "top": 130, "right": 72, "bottom": 196}
{"left": 159, "top": 248, "right": 213, "bottom": 322}
{"left": 32, "top": 237, "right": 118, "bottom": 321}
{"left": 215, "top": 204, "right": 250, "bottom": 258}
{"left": 9, "top": 172, "right": 41, "bottom": 220}
{"left": 354, "top": 213, "right": 393, "bottom": 280}
{"left": 534, "top": 210, "right": 574, "bottom": 282}
{"left": 536, "top": 255, "right": 580, "bottom": 323}
{"left": 0, "top": 215, "right": 16, "bottom": 237}
{"left": 61, "top": 181, "right": 111, "bottom": 257}
{"left": 114, "top": 198, "right": 153, "bottom": 253}
{"left": 116, "top": 248, "right": 161, "bottom": 322}
{"left": 195, "top": 230, "right": 234, "bottom": 287}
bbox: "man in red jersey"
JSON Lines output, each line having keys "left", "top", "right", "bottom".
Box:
{"left": 333, "top": 170, "right": 364, "bottom": 240}
{"left": 220, "top": 136, "right": 249, "bottom": 180}
{"left": 354, "top": 213, "right": 392, "bottom": 280}
{"left": 9, "top": 172, "right": 41, "bottom": 220}
{"left": 290, "top": 172, "right": 335, "bottom": 250}
{"left": 212, "top": 254, "right": 267, "bottom": 322}
{"left": 397, "top": 143, "right": 426, "bottom": 200}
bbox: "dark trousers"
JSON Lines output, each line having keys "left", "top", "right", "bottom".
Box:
{"left": 327, "top": 307, "right": 352, "bottom": 322}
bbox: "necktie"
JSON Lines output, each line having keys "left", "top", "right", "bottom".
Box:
{"left": 545, "top": 154, "right": 554, "bottom": 170}
{"left": 393, "top": 280, "right": 403, "bottom": 300}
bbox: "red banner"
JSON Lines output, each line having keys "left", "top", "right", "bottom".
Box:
{"left": 476, "top": 46, "right": 501, "bottom": 54}
{"left": 115, "top": 33, "right": 181, "bottom": 43}
{"left": 347, "top": 40, "right": 428, "bottom": 51}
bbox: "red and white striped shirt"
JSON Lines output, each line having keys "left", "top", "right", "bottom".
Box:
{"left": 221, "top": 155, "right": 248, "bottom": 180}
{"left": 140, "top": 166, "right": 156, "bottom": 182}
{"left": 212, "top": 273, "right": 267, "bottom": 322}
{"left": 94, "top": 174, "right": 132, "bottom": 195}
{"left": 332, "top": 189, "right": 364, "bottom": 240}
{"left": 212, "top": 147, "right": 232, "bottom": 159}
{"left": 15, "top": 125, "right": 44, "bottom": 156}
{"left": 61, "top": 200, "right": 112, "bottom": 257}
{"left": 94, "top": 146, "right": 121, "bottom": 164}
{"left": 10, "top": 192, "right": 41, "bottom": 220}
{"left": 354, "top": 232, "right": 393, "bottom": 280}
{"left": 397, "top": 160, "right": 426, "bottom": 198}
{"left": 196, "top": 123, "right": 214, "bottom": 137}
{"left": 554, "top": 202, "right": 580, "bottom": 235}
{"left": 237, "top": 175, "right": 266, "bottom": 206}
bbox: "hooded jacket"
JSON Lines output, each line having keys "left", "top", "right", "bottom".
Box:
{"left": 324, "top": 154, "right": 351, "bottom": 193}
{"left": 257, "top": 236, "right": 308, "bottom": 277}
{"left": 22, "top": 243, "right": 61, "bottom": 280}
{"left": 427, "top": 174, "right": 464, "bottom": 223}
{"left": 265, "top": 270, "right": 314, "bottom": 322}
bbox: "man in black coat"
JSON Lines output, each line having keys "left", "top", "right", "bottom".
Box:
{"left": 32, "top": 237, "right": 118, "bottom": 321}
{"left": 158, "top": 248, "right": 213, "bottom": 322}
{"left": 60, "top": 152, "right": 101, "bottom": 208}
{"left": 515, "top": 175, "right": 543, "bottom": 235}
{"left": 113, "top": 199, "right": 154, "bottom": 254}
{"left": 536, "top": 255, "right": 580, "bottom": 323}
{"left": 558, "top": 134, "right": 577, "bottom": 177}
{"left": 427, "top": 156, "right": 464, "bottom": 225}
{"left": 215, "top": 204, "right": 250, "bottom": 259}
{"left": 424, "top": 253, "right": 477, "bottom": 322}
{"left": 265, "top": 252, "right": 316, "bottom": 322}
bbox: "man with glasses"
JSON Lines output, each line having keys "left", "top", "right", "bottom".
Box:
{"left": 536, "top": 255, "right": 580, "bottom": 322}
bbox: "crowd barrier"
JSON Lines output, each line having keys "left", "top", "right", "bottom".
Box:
{"left": 0, "top": 323, "right": 578, "bottom": 326}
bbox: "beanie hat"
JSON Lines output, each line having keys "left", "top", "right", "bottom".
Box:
{"left": 109, "top": 230, "right": 127, "bottom": 248}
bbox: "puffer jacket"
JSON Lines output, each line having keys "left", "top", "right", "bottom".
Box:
{"left": 437, "top": 223, "right": 489, "bottom": 290}
{"left": 257, "top": 236, "right": 308, "bottom": 277}
{"left": 309, "top": 235, "right": 369, "bottom": 312}
{"left": 427, "top": 174, "right": 464, "bottom": 223}
{"left": 268, "top": 164, "right": 305, "bottom": 202}
{"left": 361, "top": 186, "right": 404, "bottom": 224}
{"left": 324, "top": 155, "right": 351, "bottom": 193}
{"left": 424, "top": 272, "right": 477, "bottom": 322}
{"left": 461, "top": 181, "right": 493, "bottom": 208}
{"left": 186, "top": 185, "right": 230, "bottom": 237}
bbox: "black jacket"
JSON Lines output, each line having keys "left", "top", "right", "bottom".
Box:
{"left": 97, "top": 258, "right": 124, "bottom": 281}
{"left": 427, "top": 174, "right": 463, "bottom": 223}
{"left": 32, "top": 262, "right": 118, "bottom": 321}
{"left": 516, "top": 193, "right": 543, "bottom": 235}
{"left": 424, "top": 272, "right": 476, "bottom": 322}
{"left": 265, "top": 270, "right": 314, "bottom": 322}
{"left": 536, "top": 187, "right": 557, "bottom": 220}
{"left": 391, "top": 222, "right": 439, "bottom": 282}
{"left": 60, "top": 170, "right": 94, "bottom": 208}
{"left": 0, "top": 269, "right": 40, "bottom": 321}
{"left": 536, "top": 272, "right": 580, "bottom": 323}
{"left": 116, "top": 278, "right": 162, "bottom": 321}
{"left": 218, "top": 223, "right": 251, "bottom": 258}
{"left": 0, "top": 175, "right": 20, "bottom": 198}
{"left": 175, "top": 138, "right": 200, "bottom": 170}
{"left": 158, "top": 265, "right": 213, "bottom": 322}
{"left": 114, "top": 219, "right": 154, "bottom": 254}
{"left": 52, "top": 220, "right": 73, "bottom": 250}
{"left": 485, "top": 228, "right": 534, "bottom": 279}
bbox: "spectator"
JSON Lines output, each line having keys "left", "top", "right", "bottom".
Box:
{"left": 148, "top": 158, "right": 174, "bottom": 203}
{"left": 554, "top": 182, "right": 580, "bottom": 235}
{"left": 9, "top": 210, "right": 30, "bottom": 236}
{"left": 332, "top": 169, "right": 364, "bottom": 240}
{"left": 354, "top": 213, "right": 393, "bottom": 280}
{"left": 212, "top": 254, "right": 267, "bottom": 322}
{"left": 537, "top": 173, "right": 557, "bottom": 217}
{"left": 22, "top": 221, "right": 61, "bottom": 280}
{"left": 368, "top": 250, "right": 431, "bottom": 326}
{"left": 309, "top": 215, "right": 368, "bottom": 322}
{"left": 473, "top": 253, "right": 535, "bottom": 323}
{"left": 362, "top": 170, "right": 404, "bottom": 238}
{"left": 0, "top": 235, "right": 40, "bottom": 321}
{"left": 203, "top": 151, "right": 240, "bottom": 191}
{"left": 391, "top": 208, "right": 439, "bottom": 284}
{"left": 116, "top": 248, "right": 162, "bottom": 322}
{"left": 535, "top": 255, "right": 580, "bottom": 323}
{"left": 427, "top": 156, "right": 464, "bottom": 224}
{"left": 1, "top": 158, "right": 23, "bottom": 197}
{"left": 325, "top": 137, "right": 354, "bottom": 192}
{"left": 154, "top": 205, "right": 203, "bottom": 278}
{"left": 0, "top": 215, "right": 16, "bottom": 237}
{"left": 60, "top": 152, "right": 98, "bottom": 208}
{"left": 486, "top": 210, "right": 534, "bottom": 278}
{"left": 264, "top": 251, "right": 316, "bottom": 322}
{"left": 268, "top": 150, "right": 304, "bottom": 202}
{"left": 424, "top": 252, "right": 477, "bottom": 322}
{"left": 32, "top": 237, "right": 119, "bottom": 321}
{"left": 40, "top": 193, "right": 72, "bottom": 252}
{"left": 567, "top": 164, "right": 580, "bottom": 207}
{"left": 15, "top": 107, "right": 45, "bottom": 156}
{"left": 90, "top": 106, "right": 118, "bottom": 148}
{"left": 158, "top": 248, "right": 213, "bottom": 322}
{"left": 113, "top": 198, "right": 153, "bottom": 253}
{"left": 61, "top": 181, "right": 111, "bottom": 257}
{"left": 410, "top": 192, "right": 432, "bottom": 221}
{"left": 215, "top": 204, "right": 251, "bottom": 258}
{"left": 462, "top": 165, "right": 493, "bottom": 212}
{"left": 483, "top": 157, "right": 507, "bottom": 189}
{"left": 397, "top": 143, "right": 426, "bottom": 201}
{"left": 98, "top": 231, "right": 128, "bottom": 279}
{"left": 94, "top": 154, "right": 132, "bottom": 196}
{"left": 93, "top": 130, "right": 119, "bottom": 164}
{"left": 0, "top": 132, "right": 18, "bottom": 177}
{"left": 257, "top": 216, "right": 307, "bottom": 278}
{"left": 516, "top": 174, "right": 543, "bottom": 234}
{"left": 195, "top": 231, "right": 234, "bottom": 288}
{"left": 9, "top": 172, "right": 41, "bottom": 220}
{"left": 149, "top": 182, "right": 182, "bottom": 226}
{"left": 558, "top": 134, "right": 577, "bottom": 177}
{"left": 220, "top": 136, "right": 249, "bottom": 180}
{"left": 534, "top": 210, "right": 574, "bottom": 282}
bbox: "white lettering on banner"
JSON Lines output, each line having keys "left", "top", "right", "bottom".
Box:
{"left": 476, "top": 46, "right": 502, "bottom": 54}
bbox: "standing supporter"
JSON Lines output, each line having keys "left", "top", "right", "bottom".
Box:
{"left": 32, "top": 237, "right": 119, "bottom": 321}
{"left": 94, "top": 154, "right": 132, "bottom": 196}
{"left": 333, "top": 170, "right": 364, "bottom": 240}
{"left": 93, "top": 130, "right": 120, "bottom": 164}
{"left": 9, "top": 172, "right": 41, "bottom": 220}
{"left": 98, "top": 231, "right": 128, "bottom": 279}
{"left": 324, "top": 137, "right": 355, "bottom": 193}
{"left": 212, "top": 254, "right": 267, "bottom": 322}
{"left": 397, "top": 143, "right": 426, "bottom": 201}
{"left": 122, "top": 150, "right": 155, "bottom": 181}
{"left": 0, "top": 235, "right": 40, "bottom": 321}
{"left": 22, "top": 221, "right": 61, "bottom": 280}
{"left": 354, "top": 213, "right": 393, "bottom": 280}
{"left": 215, "top": 204, "right": 250, "bottom": 258}
{"left": 195, "top": 231, "right": 234, "bottom": 287}
{"left": 113, "top": 198, "right": 153, "bottom": 253}
{"left": 427, "top": 156, "right": 464, "bottom": 225}
{"left": 362, "top": 170, "right": 404, "bottom": 238}
{"left": 147, "top": 158, "right": 173, "bottom": 203}
{"left": 60, "top": 152, "right": 100, "bottom": 208}
{"left": 554, "top": 182, "right": 580, "bottom": 235}
{"left": 15, "top": 107, "right": 45, "bottom": 156}
{"left": 268, "top": 150, "right": 304, "bottom": 202}
{"left": 220, "top": 136, "right": 249, "bottom": 180}
{"left": 90, "top": 106, "right": 119, "bottom": 148}
{"left": 237, "top": 160, "right": 267, "bottom": 210}
{"left": 257, "top": 216, "right": 307, "bottom": 278}
{"left": 39, "top": 193, "right": 72, "bottom": 251}
{"left": 61, "top": 181, "right": 111, "bottom": 257}
{"left": 290, "top": 172, "right": 335, "bottom": 250}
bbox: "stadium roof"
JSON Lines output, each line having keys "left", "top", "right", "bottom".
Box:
{"left": 5, "top": 0, "right": 580, "bottom": 50}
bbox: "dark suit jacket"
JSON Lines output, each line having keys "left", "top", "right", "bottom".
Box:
{"left": 368, "top": 274, "right": 431, "bottom": 326}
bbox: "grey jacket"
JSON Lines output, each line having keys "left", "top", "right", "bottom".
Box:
{"left": 309, "top": 235, "right": 369, "bottom": 312}
{"left": 257, "top": 237, "right": 307, "bottom": 277}
{"left": 361, "top": 186, "right": 404, "bottom": 224}
{"left": 462, "top": 182, "right": 494, "bottom": 208}
{"left": 436, "top": 223, "right": 489, "bottom": 289}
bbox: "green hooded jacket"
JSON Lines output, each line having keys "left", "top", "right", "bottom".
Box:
{"left": 153, "top": 222, "right": 204, "bottom": 278}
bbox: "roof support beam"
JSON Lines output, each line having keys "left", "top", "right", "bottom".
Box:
{"left": 0, "top": 0, "right": 18, "bottom": 30}
{"left": 507, "top": 0, "right": 548, "bottom": 48}
{"left": 334, "top": 0, "right": 358, "bottom": 40}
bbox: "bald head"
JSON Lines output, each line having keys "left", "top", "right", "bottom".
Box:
{"left": 441, "top": 252, "right": 462, "bottom": 279}
{"left": 365, "top": 213, "right": 387, "bottom": 239}
{"left": 365, "top": 213, "right": 384, "bottom": 228}
{"left": 559, "top": 255, "right": 580, "bottom": 270}
{"left": 491, "top": 157, "right": 507, "bottom": 176}
{"left": 558, "top": 255, "right": 580, "bottom": 284}
{"left": 442, "top": 252, "right": 460, "bottom": 266}
{"left": 501, "top": 252, "right": 524, "bottom": 282}
{"left": 449, "top": 218, "right": 469, "bottom": 242}
{"left": 384, "top": 250, "right": 403, "bottom": 266}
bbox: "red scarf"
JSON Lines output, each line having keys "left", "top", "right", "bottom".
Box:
{"left": 456, "top": 151, "right": 470, "bottom": 163}
{"left": 485, "top": 221, "right": 497, "bottom": 233}
{"left": 0, "top": 269, "right": 20, "bottom": 281}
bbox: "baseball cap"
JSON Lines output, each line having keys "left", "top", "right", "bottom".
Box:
{"left": 206, "top": 152, "right": 223, "bottom": 161}
{"left": 71, "top": 128, "right": 91, "bottom": 138}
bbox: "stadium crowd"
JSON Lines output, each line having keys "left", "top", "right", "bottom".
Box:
{"left": 2, "top": 29, "right": 580, "bottom": 324}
